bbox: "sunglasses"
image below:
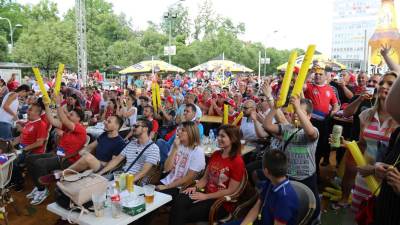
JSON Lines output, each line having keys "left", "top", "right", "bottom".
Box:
{"left": 242, "top": 106, "right": 253, "bottom": 110}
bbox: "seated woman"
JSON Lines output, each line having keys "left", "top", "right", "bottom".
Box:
{"left": 156, "top": 121, "right": 205, "bottom": 198}
{"left": 169, "top": 124, "right": 245, "bottom": 225}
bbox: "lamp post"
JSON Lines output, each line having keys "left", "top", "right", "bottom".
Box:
{"left": 164, "top": 0, "right": 184, "bottom": 64}
{"left": 263, "top": 30, "right": 278, "bottom": 77}
{"left": 0, "top": 16, "right": 22, "bottom": 53}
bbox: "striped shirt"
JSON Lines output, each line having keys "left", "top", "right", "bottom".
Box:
{"left": 121, "top": 139, "right": 160, "bottom": 174}
{"left": 351, "top": 109, "right": 395, "bottom": 213}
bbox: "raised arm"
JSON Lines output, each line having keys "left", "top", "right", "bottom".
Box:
{"left": 291, "top": 95, "right": 318, "bottom": 140}
{"left": 263, "top": 108, "right": 280, "bottom": 136}
{"left": 44, "top": 102, "right": 62, "bottom": 129}
{"left": 381, "top": 44, "right": 400, "bottom": 73}
{"left": 56, "top": 96, "right": 75, "bottom": 131}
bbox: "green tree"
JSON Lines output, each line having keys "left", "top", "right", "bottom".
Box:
{"left": 106, "top": 40, "right": 145, "bottom": 67}
{"left": 139, "top": 27, "right": 168, "bottom": 58}
{"left": 0, "top": 35, "right": 8, "bottom": 61}
{"left": 12, "top": 20, "right": 76, "bottom": 75}
{"left": 23, "top": 0, "right": 59, "bottom": 22}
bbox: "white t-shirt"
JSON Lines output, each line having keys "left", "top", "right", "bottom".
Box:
{"left": 122, "top": 106, "right": 137, "bottom": 126}
{"left": 161, "top": 145, "right": 206, "bottom": 187}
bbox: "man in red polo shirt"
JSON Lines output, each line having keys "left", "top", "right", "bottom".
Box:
{"left": 25, "top": 94, "right": 87, "bottom": 205}
{"left": 11, "top": 103, "right": 48, "bottom": 191}
{"left": 304, "top": 66, "right": 340, "bottom": 171}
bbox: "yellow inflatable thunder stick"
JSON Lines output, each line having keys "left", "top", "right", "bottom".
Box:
{"left": 232, "top": 111, "right": 243, "bottom": 126}
{"left": 287, "top": 45, "right": 316, "bottom": 113}
{"left": 32, "top": 67, "right": 51, "bottom": 104}
{"left": 155, "top": 83, "right": 162, "bottom": 108}
{"left": 275, "top": 51, "right": 297, "bottom": 108}
{"left": 223, "top": 104, "right": 229, "bottom": 125}
{"left": 54, "top": 63, "right": 65, "bottom": 97}
{"left": 151, "top": 83, "right": 157, "bottom": 113}
{"left": 346, "top": 141, "right": 380, "bottom": 195}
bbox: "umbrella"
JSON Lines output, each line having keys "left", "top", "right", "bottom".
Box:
{"left": 119, "top": 58, "right": 185, "bottom": 74}
{"left": 277, "top": 54, "right": 346, "bottom": 71}
{"left": 189, "top": 55, "right": 254, "bottom": 73}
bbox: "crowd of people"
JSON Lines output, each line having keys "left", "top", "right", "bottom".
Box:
{"left": 0, "top": 45, "right": 400, "bottom": 225}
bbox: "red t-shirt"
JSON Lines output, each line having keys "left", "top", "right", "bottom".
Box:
{"left": 40, "top": 113, "right": 51, "bottom": 132}
{"left": 20, "top": 119, "right": 48, "bottom": 154}
{"left": 150, "top": 118, "right": 159, "bottom": 134}
{"left": 7, "top": 81, "right": 19, "bottom": 92}
{"left": 89, "top": 93, "right": 101, "bottom": 115}
{"left": 304, "top": 83, "right": 338, "bottom": 117}
{"left": 59, "top": 123, "right": 87, "bottom": 163}
{"left": 206, "top": 151, "right": 245, "bottom": 212}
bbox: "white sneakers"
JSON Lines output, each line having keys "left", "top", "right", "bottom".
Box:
{"left": 26, "top": 187, "right": 49, "bottom": 205}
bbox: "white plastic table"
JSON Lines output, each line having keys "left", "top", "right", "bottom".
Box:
{"left": 47, "top": 185, "right": 172, "bottom": 225}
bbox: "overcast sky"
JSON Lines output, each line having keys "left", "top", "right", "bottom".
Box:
{"left": 15, "top": 0, "right": 400, "bottom": 55}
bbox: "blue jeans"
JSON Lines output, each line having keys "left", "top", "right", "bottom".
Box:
{"left": 0, "top": 122, "right": 12, "bottom": 140}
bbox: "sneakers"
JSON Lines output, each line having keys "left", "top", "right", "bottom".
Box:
{"left": 39, "top": 174, "right": 57, "bottom": 185}
{"left": 30, "top": 188, "right": 49, "bottom": 205}
{"left": 26, "top": 187, "right": 38, "bottom": 199}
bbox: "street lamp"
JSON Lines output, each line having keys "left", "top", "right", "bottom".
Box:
{"left": 164, "top": 0, "right": 184, "bottom": 64}
{"left": 0, "top": 16, "right": 23, "bottom": 53}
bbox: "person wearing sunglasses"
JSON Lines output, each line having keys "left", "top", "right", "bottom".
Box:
{"left": 240, "top": 100, "right": 268, "bottom": 145}
{"left": 97, "top": 118, "right": 160, "bottom": 184}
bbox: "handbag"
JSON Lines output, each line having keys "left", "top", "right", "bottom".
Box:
{"left": 56, "top": 169, "right": 108, "bottom": 223}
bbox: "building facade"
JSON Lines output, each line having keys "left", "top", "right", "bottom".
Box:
{"left": 332, "top": 0, "right": 380, "bottom": 70}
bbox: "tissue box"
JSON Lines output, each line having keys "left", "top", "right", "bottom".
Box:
{"left": 121, "top": 194, "right": 146, "bottom": 216}
{"left": 122, "top": 203, "right": 145, "bottom": 216}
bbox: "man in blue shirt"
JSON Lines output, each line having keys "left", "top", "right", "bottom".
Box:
{"left": 224, "top": 150, "right": 299, "bottom": 225}
{"left": 156, "top": 103, "right": 203, "bottom": 163}
{"left": 38, "top": 115, "right": 126, "bottom": 184}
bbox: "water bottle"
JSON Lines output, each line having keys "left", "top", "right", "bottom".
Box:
{"left": 209, "top": 129, "right": 216, "bottom": 148}
{"left": 111, "top": 189, "right": 122, "bottom": 218}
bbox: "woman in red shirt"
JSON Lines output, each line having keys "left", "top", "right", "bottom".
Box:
{"left": 169, "top": 125, "right": 245, "bottom": 225}
{"left": 6, "top": 73, "right": 19, "bottom": 92}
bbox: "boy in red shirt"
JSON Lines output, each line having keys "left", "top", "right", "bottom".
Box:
{"left": 26, "top": 94, "right": 87, "bottom": 205}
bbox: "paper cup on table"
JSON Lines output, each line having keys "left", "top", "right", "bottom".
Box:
{"left": 92, "top": 191, "right": 106, "bottom": 217}
{"left": 144, "top": 184, "right": 155, "bottom": 204}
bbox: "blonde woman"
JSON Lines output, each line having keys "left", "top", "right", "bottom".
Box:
{"left": 156, "top": 121, "right": 205, "bottom": 198}
{"left": 351, "top": 71, "right": 399, "bottom": 213}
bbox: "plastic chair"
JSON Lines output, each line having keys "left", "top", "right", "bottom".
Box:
{"left": 290, "top": 180, "right": 316, "bottom": 225}
{"left": 0, "top": 153, "right": 20, "bottom": 225}
{"left": 208, "top": 170, "right": 249, "bottom": 225}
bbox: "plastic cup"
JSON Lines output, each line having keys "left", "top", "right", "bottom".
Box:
{"left": 143, "top": 184, "right": 155, "bottom": 204}
{"left": 91, "top": 191, "right": 106, "bottom": 217}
